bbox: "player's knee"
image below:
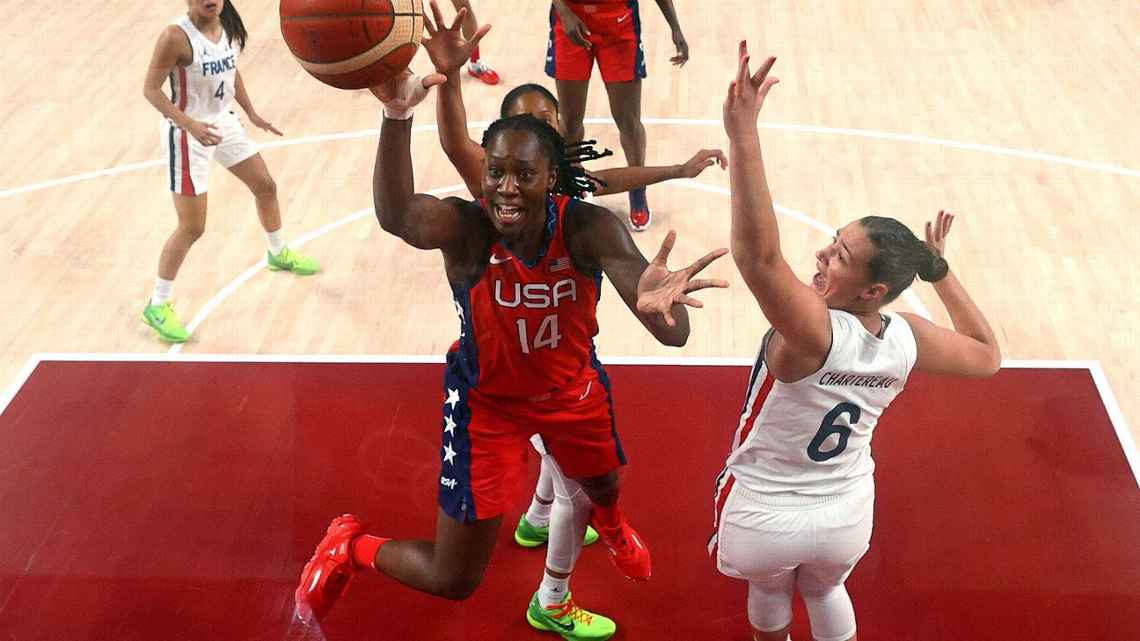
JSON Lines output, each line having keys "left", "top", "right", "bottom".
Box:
{"left": 434, "top": 574, "right": 482, "bottom": 601}
{"left": 255, "top": 176, "right": 277, "bottom": 199}
{"left": 179, "top": 222, "right": 206, "bottom": 242}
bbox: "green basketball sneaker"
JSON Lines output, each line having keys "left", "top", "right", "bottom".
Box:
{"left": 267, "top": 247, "right": 319, "bottom": 275}
{"left": 514, "top": 515, "right": 599, "bottom": 548}
{"left": 526, "top": 591, "right": 615, "bottom": 641}
{"left": 141, "top": 301, "right": 189, "bottom": 343}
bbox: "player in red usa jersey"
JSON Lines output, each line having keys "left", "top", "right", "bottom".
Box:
{"left": 294, "top": 62, "right": 728, "bottom": 627}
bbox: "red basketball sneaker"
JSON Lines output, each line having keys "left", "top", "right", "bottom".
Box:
{"left": 295, "top": 514, "right": 366, "bottom": 622}
{"left": 628, "top": 206, "right": 652, "bottom": 231}
{"left": 590, "top": 516, "right": 652, "bottom": 581}
{"left": 467, "top": 60, "right": 501, "bottom": 85}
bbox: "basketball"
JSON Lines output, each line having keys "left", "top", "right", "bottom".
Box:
{"left": 279, "top": 0, "right": 425, "bottom": 90}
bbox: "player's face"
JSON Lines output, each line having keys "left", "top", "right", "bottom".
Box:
{"left": 188, "top": 0, "right": 224, "bottom": 19}
{"left": 505, "top": 93, "right": 561, "bottom": 133}
{"left": 812, "top": 224, "right": 884, "bottom": 307}
{"left": 483, "top": 130, "right": 557, "bottom": 236}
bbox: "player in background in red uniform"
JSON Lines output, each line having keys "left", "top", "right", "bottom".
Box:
{"left": 547, "top": 0, "right": 689, "bottom": 231}
{"left": 448, "top": 0, "right": 500, "bottom": 84}
{"left": 294, "top": 16, "right": 728, "bottom": 635}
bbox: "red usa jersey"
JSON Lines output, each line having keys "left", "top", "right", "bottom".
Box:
{"left": 447, "top": 195, "right": 603, "bottom": 398}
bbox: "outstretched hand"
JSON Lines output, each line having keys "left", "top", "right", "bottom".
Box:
{"left": 679, "top": 148, "right": 728, "bottom": 178}
{"left": 422, "top": 0, "right": 491, "bottom": 74}
{"left": 636, "top": 230, "right": 729, "bottom": 327}
{"left": 722, "top": 41, "right": 779, "bottom": 138}
{"left": 370, "top": 69, "right": 448, "bottom": 117}
{"left": 925, "top": 210, "right": 955, "bottom": 258}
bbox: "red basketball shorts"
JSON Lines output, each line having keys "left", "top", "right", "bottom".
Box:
{"left": 545, "top": 1, "right": 647, "bottom": 83}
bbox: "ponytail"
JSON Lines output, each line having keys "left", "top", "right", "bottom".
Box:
{"left": 860, "top": 216, "right": 949, "bottom": 304}
{"left": 220, "top": 1, "right": 248, "bottom": 51}
{"left": 917, "top": 243, "right": 949, "bottom": 282}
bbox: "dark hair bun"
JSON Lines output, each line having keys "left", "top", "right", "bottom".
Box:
{"left": 918, "top": 244, "right": 949, "bottom": 282}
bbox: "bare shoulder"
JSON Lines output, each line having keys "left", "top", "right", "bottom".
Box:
{"left": 157, "top": 24, "right": 193, "bottom": 64}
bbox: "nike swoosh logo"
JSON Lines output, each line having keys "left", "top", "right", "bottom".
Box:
{"left": 489, "top": 254, "right": 513, "bottom": 264}
{"left": 617, "top": 12, "right": 631, "bottom": 23}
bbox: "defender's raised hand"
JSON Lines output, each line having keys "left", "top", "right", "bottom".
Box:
{"left": 722, "top": 41, "right": 778, "bottom": 137}
{"left": 422, "top": 0, "right": 491, "bottom": 74}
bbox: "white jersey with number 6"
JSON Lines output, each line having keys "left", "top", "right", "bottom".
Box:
{"left": 714, "top": 309, "right": 918, "bottom": 502}
{"left": 168, "top": 14, "right": 238, "bottom": 124}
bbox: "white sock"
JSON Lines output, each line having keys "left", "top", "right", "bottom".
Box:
{"left": 526, "top": 495, "right": 553, "bottom": 527}
{"left": 538, "top": 572, "right": 570, "bottom": 608}
{"left": 526, "top": 458, "right": 556, "bottom": 526}
{"left": 151, "top": 277, "right": 174, "bottom": 306}
{"left": 266, "top": 229, "right": 286, "bottom": 255}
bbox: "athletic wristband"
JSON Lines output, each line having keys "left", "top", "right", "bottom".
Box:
{"left": 383, "top": 106, "right": 414, "bottom": 121}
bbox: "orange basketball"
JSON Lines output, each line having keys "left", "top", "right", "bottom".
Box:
{"left": 279, "top": 0, "right": 425, "bottom": 90}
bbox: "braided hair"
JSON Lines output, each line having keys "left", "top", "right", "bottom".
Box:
{"left": 220, "top": 1, "right": 248, "bottom": 51}
{"left": 480, "top": 114, "right": 612, "bottom": 199}
{"left": 860, "top": 216, "right": 949, "bottom": 304}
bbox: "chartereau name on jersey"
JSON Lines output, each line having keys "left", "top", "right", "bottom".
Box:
{"left": 818, "top": 372, "right": 899, "bottom": 389}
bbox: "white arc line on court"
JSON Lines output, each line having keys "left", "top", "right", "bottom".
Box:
{"left": 166, "top": 183, "right": 469, "bottom": 355}
{"left": 4, "top": 118, "right": 1138, "bottom": 199}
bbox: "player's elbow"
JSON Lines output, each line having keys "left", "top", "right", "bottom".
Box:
{"left": 980, "top": 345, "right": 1002, "bottom": 377}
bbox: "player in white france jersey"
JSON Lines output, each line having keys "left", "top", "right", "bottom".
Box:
{"left": 140, "top": 0, "right": 319, "bottom": 343}
{"left": 715, "top": 44, "right": 1001, "bottom": 641}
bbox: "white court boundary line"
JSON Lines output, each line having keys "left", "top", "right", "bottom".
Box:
{"left": 2, "top": 352, "right": 1136, "bottom": 489}
{"left": 3, "top": 117, "right": 1138, "bottom": 199}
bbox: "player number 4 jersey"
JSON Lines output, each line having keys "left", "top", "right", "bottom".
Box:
{"left": 168, "top": 15, "right": 238, "bottom": 124}
{"left": 722, "top": 310, "right": 919, "bottom": 496}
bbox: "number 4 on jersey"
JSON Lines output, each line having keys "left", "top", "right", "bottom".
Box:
{"left": 517, "top": 314, "right": 562, "bottom": 354}
{"left": 214, "top": 81, "right": 225, "bottom": 100}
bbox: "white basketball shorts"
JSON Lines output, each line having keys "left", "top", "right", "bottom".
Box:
{"left": 714, "top": 477, "right": 875, "bottom": 586}
{"left": 161, "top": 110, "right": 258, "bottom": 196}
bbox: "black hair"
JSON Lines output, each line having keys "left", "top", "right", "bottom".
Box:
{"left": 860, "top": 216, "right": 949, "bottom": 304}
{"left": 480, "top": 114, "right": 612, "bottom": 199}
{"left": 220, "top": 1, "right": 248, "bottom": 51}
{"left": 499, "top": 83, "right": 560, "bottom": 118}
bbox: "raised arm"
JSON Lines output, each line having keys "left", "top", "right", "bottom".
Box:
{"left": 371, "top": 71, "right": 466, "bottom": 251}
{"left": 900, "top": 211, "right": 1001, "bottom": 377}
{"left": 589, "top": 149, "right": 726, "bottom": 196}
{"left": 724, "top": 44, "right": 831, "bottom": 360}
{"left": 422, "top": 1, "right": 490, "bottom": 197}
{"left": 571, "top": 203, "right": 727, "bottom": 346}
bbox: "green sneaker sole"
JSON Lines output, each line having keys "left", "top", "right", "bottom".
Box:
{"left": 514, "top": 524, "right": 600, "bottom": 548}
{"left": 526, "top": 610, "right": 615, "bottom": 641}
{"left": 267, "top": 262, "right": 319, "bottom": 276}
{"left": 140, "top": 312, "right": 188, "bottom": 343}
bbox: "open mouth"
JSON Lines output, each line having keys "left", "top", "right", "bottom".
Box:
{"left": 812, "top": 271, "right": 826, "bottom": 292}
{"left": 494, "top": 205, "right": 523, "bottom": 225}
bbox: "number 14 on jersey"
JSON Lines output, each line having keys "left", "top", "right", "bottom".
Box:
{"left": 517, "top": 314, "right": 562, "bottom": 354}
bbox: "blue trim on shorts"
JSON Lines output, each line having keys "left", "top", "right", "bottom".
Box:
{"left": 545, "top": 6, "right": 558, "bottom": 78}
{"left": 439, "top": 286, "right": 481, "bottom": 522}
{"left": 589, "top": 345, "right": 626, "bottom": 465}
{"left": 629, "top": 0, "right": 646, "bottom": 79}
{"left": 167, "top": 124, "right": 176, "bottom": 193}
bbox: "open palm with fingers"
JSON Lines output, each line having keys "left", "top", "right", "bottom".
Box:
{"left": 422, "top": 0, "right": 491, "bottom": 73}
{"left": 722, "top": 41, "right": 779, "bottom": 138}
{"left": 925, "top": 209, "right": 955, "bottom": 257}
{"left": 636, "top": 231, "right": 729, "bottom": 327}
